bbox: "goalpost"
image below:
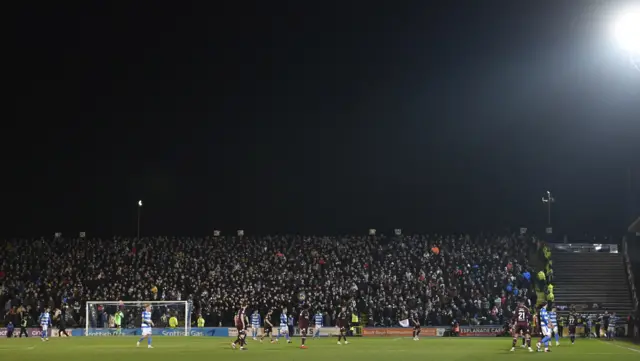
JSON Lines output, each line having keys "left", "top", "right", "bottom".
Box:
{"left": 85, "top": 301, "right": 192, "bottom": 336}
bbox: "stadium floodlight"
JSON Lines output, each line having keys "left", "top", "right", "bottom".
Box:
{"left": 613, "top": 7, "right": 640, "bottom": 71}
{"left": 137, "top": 200, "right": 143, "bottom": 238}
{"left": 85, "top": 300, "right": 192, "bottom": 336}
{"left": 541, "top": 191, "right": 555, "bottom": 226}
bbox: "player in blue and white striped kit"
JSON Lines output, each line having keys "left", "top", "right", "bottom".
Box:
{"left": 251, "top": 310, "right": 261, "bottom": 340}
{"left": 536, "top": 302, "right": 553, "bottom": 353}
{"left": 39, "top": 308, "right": 51, "bottom": 341}
{"left": 313, "top": 311, "right": 324, "bottom": 338}
{"left": 607, "top": 312, "right": 618, "bottom": 340}
{"left": 276, "top": 308, "right": 291, "bottom": 343}
{"left": 548, "top": 307, "right": 560, "bottom": 346}
{"left": 137, "top": 304, "right": 155, "bottom": 348}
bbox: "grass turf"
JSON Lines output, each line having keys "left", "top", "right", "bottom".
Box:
{"left": 1, "top": 337, "right": 639, "bottom": 361}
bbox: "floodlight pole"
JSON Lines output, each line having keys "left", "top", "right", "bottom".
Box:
{"left": 541, "top": 191, "right": 555, "bottom": 226}
{"left": 137, "top": 200, "right": 143, "bottom": 239}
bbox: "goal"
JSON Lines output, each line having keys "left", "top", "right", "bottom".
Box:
{"left": 85, "top": 300, "right": 192, "bottom": 336}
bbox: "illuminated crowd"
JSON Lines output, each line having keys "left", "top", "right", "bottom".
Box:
{"left": 1, "top": 234, "right": 538, "bottom": 327}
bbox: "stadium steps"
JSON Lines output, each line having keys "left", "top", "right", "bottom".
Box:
{"left": 552, "top": 252, "right": 633, "bottom": 319}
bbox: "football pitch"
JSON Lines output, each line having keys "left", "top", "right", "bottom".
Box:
{"left": 1, "top": 337, "right": 639, "bottom": 361}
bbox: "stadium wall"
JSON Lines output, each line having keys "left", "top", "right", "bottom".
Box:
{"left": 458, "top": 326, "right": 504, "bottom": 337}
{"left": 230, "top": 327, "right": 341, "bottom": 337}
{"left": 0, "top": 328, "right": 44, "bottom": 337}
{"left": 360, "top": 326, "right": 506, "bottom": 337}
{"left": 1, "top": 326, "right": 515, "bottom": 337}
{"left": 362, "top": 327, "right": 445, "bottom": 337}
{"left": 0, "top": 327, "right": 338, "bottom": 337}
{"left": 81, "top": 327, "right": 229, "bottom": 337}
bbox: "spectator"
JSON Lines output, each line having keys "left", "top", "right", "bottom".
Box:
{"left": 0, "top": 234, "right": 536, "bottom": 327}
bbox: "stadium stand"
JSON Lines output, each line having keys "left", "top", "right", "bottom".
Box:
{"left": 1, "top": 234, "right": 544, "bottom": 329}
{"left": 553, "top": 251, "right": 634, "bottom": 319}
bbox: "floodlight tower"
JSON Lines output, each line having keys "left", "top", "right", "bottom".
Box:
{"left": 541, "top": 191, "right": 555, "bottom": 226}
{"left": 137, "top": 200, "right": 143, "bottom": 239}
{"left": 613, "top": 7, "right": 640, "bottom": 71}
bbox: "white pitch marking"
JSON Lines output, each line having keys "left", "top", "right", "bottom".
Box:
{"left": 600, "top": 340, "right": 640, "bottom": 354}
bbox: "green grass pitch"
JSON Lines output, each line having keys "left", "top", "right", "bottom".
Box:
{"left": 1, "top": 337, "right": 639, "bottom": 361}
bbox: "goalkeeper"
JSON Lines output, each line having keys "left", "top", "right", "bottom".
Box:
{"left": 114, "top": 309, "right": 124, "bottom": 335}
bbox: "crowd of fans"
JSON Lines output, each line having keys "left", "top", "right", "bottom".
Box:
{"left": 623, "top": 238, "right": 639, "bottom": 316}
{"left": 1, "top": 234, "right": 543, "bottom": 328}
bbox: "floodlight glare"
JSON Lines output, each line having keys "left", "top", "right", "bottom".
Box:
{"left": 614, "top": 9, "right": 640, "bottom": 54}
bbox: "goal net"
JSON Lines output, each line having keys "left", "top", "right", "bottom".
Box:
{"left": 85, "top": 301, "right": 192, "bottom": 336}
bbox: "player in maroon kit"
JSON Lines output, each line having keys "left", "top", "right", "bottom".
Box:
{"left": 336, "top": 306, "right": 349, "bottom": 345}
{"left": 299, "top": 305, "right": 310, "bottom": 349}
{"left": 511, "top": 302, "right": 533, "bottom": 352}
{"left": 261, "top": 309, "right": 275, "bottom": 343}
{"left": 231, "top": 303, "right": 248, "bottom": 351}
{"left": 411, "top": 311, "right": 421, "bottom": 341}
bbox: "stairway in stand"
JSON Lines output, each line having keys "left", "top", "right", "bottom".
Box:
{"left": 552, "top": 252, "right": 633, "bottom": 319}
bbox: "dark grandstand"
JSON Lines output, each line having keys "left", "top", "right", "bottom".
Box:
{"left": 2, "top": 234, "right": 547, "bottom": 328}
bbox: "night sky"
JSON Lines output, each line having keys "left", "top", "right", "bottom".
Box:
{"left": 6, "top": 1, "right": 640, "bottom": 238}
